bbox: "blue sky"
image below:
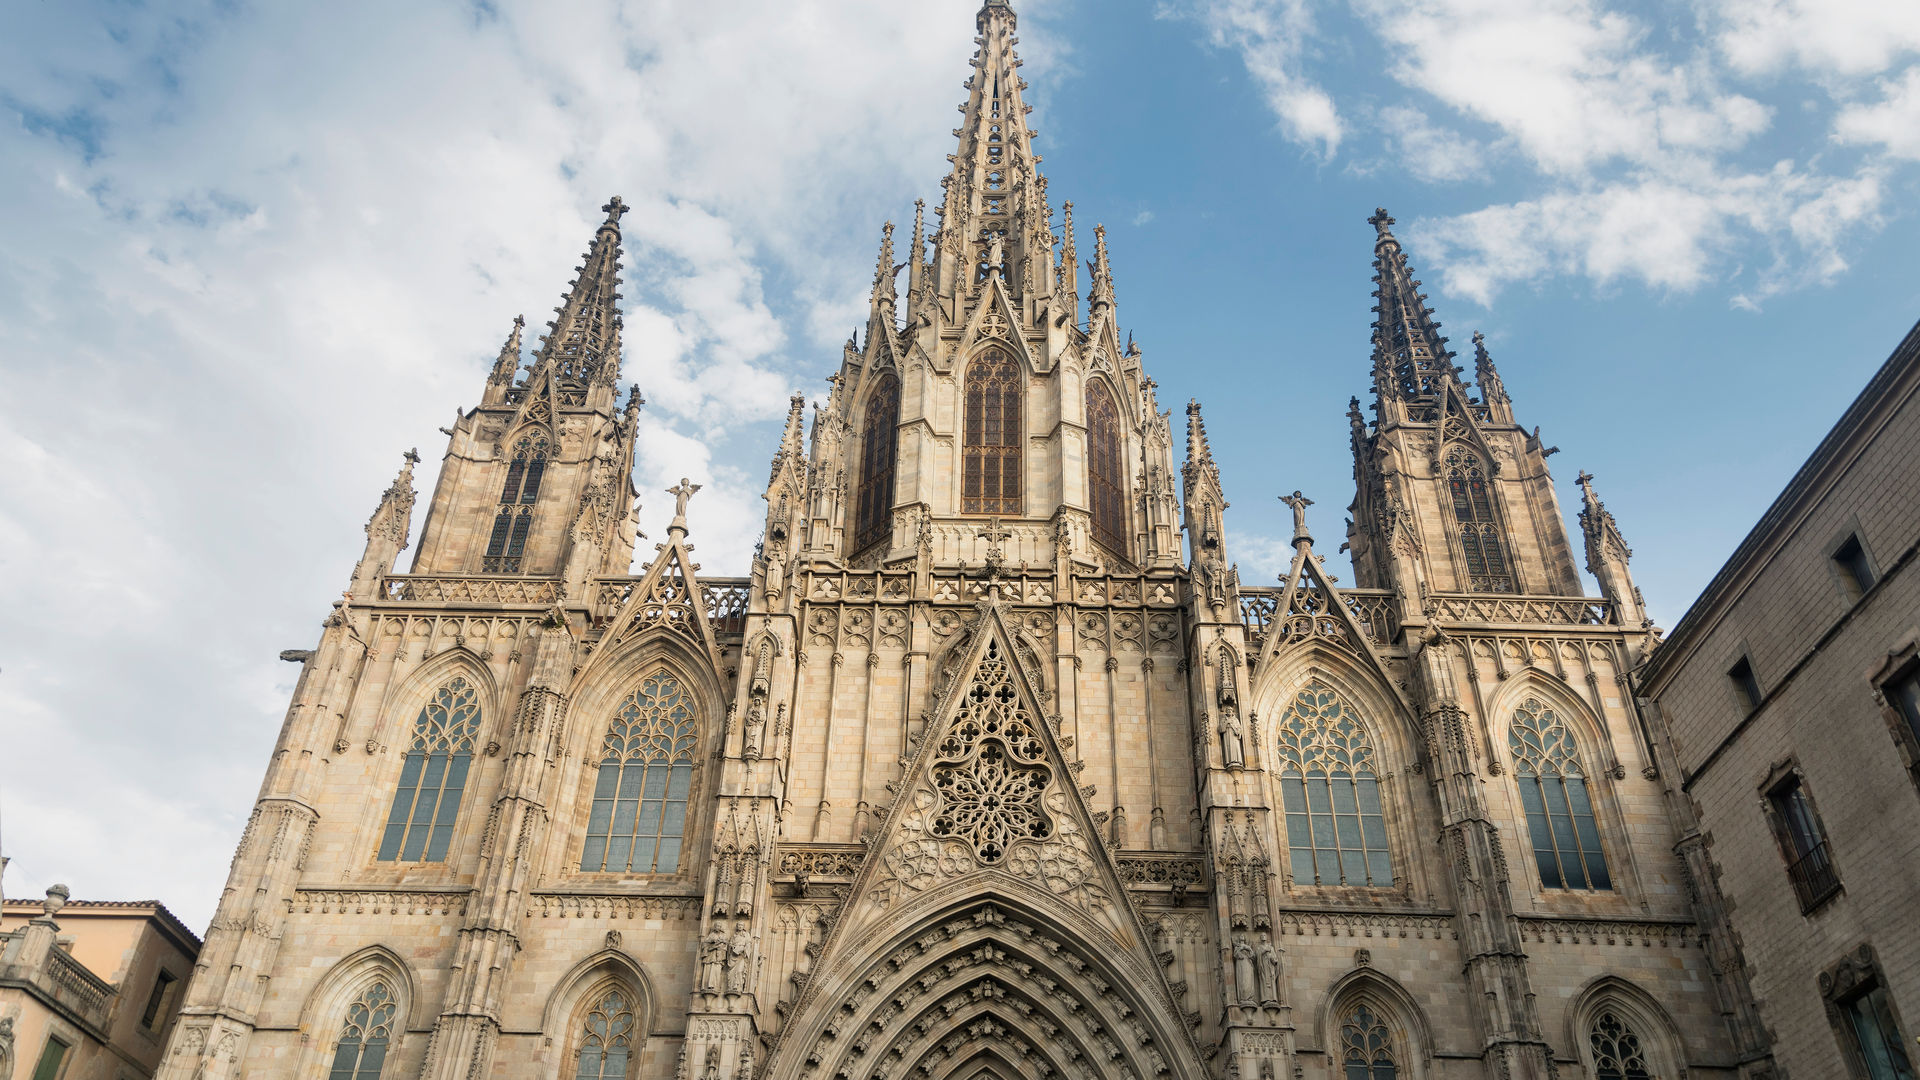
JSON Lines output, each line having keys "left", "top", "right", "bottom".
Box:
{"left": 2, "top": 0, "right": 1917, "bottom": 927}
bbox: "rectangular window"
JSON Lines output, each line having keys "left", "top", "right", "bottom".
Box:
{"left": 1729, "top": 656, "right": 1763, "bottom": 712}
{"left": 1769, "top": 775, "right": 1842, "bottom": 911}
{"left": 1844, "top": 984, "right": 1916, "bottom": 1080}
{"left": 31, "top": 1037, "right": 70, "bottom": 1080}
{"left": 1834, "top": 534, "right": 1877, "bottom": 602}
{"left": 141, "top": 970, "right": 179, "bottom": 1029}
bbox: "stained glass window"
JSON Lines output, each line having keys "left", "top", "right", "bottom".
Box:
{"left": 1509, "top": 698, "right": 1611, "bottom": 890}
{"left": 1276, "top": 682, "right": 1393, "bottom": 887}
{"left": 854, "top": 374, "right": 900, "bottom": 554}
{"left": 582, "top": 671, "right": 699, "bottom": 874}
{"left": 1340, "top": 1004, "right": 1399, "bottom": 1080}
{"left": 1589, "top": 1010, "right": 1655, "bottom": 1080}
{"left": 378, "top": 678, "right": 482, "bottom": 863}
{"left": 1086, "top": 383, "right": 1127, "bottom": 558}
{"left": 1445, "top": 447, "right": 1513, "bottom": 593}
{"left": 328, "top": 982, "right": 396, "bottom": 1080}
{"left": 963, "top": 350, "right": 1022, "bottom": 516}
{"left": 574, "top": 989, "right": 637, "bottom": 1080}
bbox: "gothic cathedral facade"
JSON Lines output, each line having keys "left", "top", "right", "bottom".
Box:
{"left": 158, "top": 4, "right": 1776, "bottom": 1079}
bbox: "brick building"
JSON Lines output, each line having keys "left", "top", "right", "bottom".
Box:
{"left": 1638, "top": 319, "right": 1920, "bottom": 1080}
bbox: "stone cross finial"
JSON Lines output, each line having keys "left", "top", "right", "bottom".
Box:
{"left": 978, "top": 517, "right": 1010, "bottom": 566}
{"left": 403, "top": 447, "right": 421, "bottom": 465}
{"left": 666, "top": 478, "right": 702, "bottom": 534}
{"left": 1280, "top": 491, "right": 1314, "bottom": 546}
{"left": 602, "top": 195, "right": 629, "bottom": 223}
{"left": 1577, "top": 470, "right": 1599, "bottom": 503}
{"left": 1367, "top": 207, "right": 1395, "bottom": 237}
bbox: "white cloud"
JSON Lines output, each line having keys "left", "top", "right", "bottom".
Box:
{"left": 1709, "top": 0, "right": 1920, "bottom": 78}
{"left": 1378, "top": 105, "right": 1484, "bottom": 182}
{"left": 1188, "top": 0, "right": 1345, "bottom": 158}
{"left": 0, "top": 0, "right": 1059, "bottom": 927}
{"left": 1835, "top": 66, "right": 1920, "bottom": 160}
{"left": 1132, "top": 209, "right": 1157, "bottom": 225}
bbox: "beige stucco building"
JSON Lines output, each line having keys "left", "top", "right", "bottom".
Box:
{"left": 1638, "top": 320, "right": 1920, "bottom": 1080}
{"left": 1, "top": 885, "right": 201, "bottom": 1080}
{"left": 154, "top": 3, "right": 1782, "bottom": 1079}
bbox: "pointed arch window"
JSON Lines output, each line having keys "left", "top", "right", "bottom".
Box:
{"left": 1444, "top": 447, "right": 1513, "bottom": 593}
{"left": 327, "top": 982, "right": 397, "bottom": 1080}
{"left": 854, "top": 374, "right": 901, "bottom": 555}
{"left": 573, "top": 988, "right": 637, "bottom": 1080}
{"left": 583, "top": 671, "right": 699, "bottom": 874}
{"left": 1086, "top": 382, "right": 1128, "bottom": 558}
{"left": 1275, "top": 683, "right": 1393, "bottom": 887}
{"left": 1509, "top": 698, "right": 1611, "bottom": 890}
{"left": 1340, "top": 1003, "right": 1399, "bottom": 1079}
{"left": 485, "top": 435, "right": 549, "bottom": 573}
{"left": 1589, "top": 1010, "right": 1655, "bottom": 1080}
{"left": 377, "top": 677, "right": 481, "bottom": 863}
{"left": 963, "top": 350, "right": 1023, "bottom": 515}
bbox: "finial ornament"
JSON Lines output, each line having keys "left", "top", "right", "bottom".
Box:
{"left": 601, "top": 195, "right": 628, "bottom": 224}
{"left": 667, "top": 477, "right": 702, "bottom": 535}
{"left": 1368, "top": 207, "right": 1396, "bottom": 238}
{"left": 1280, "top": 491, "right": 1314, "bottom": 546}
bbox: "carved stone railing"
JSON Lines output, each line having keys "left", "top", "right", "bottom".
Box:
{"left": 590, "top": 577, "right": 752, "bottom": 636}
{"left": 380, "top": 575, "right": 562, "bottom": 606}
{"left": 1239, "top": 587, "right": 1396, "bottom": 648}
{"left": 0, "top": 939, "right": 116, "bottom": 1031}
{"left": 288, "top": 888, "right": 471, "bottom": 916}
{"left": 1428, "top": 593, "right": 1612, "bottom": 627}
{"left": 1116, "top": 854, "right": 1207, "bottom": 890}
{"left": 776, "top": 845, "right": 867, "bottom": 880}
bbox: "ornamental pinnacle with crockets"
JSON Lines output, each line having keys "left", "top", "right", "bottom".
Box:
{"left": 530, "top": 196, "right": 628, "bottom": 389}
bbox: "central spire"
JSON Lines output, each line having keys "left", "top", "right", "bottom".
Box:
{"left": 531, "top": 196, "right": 627, "bottom": 390}
{"left": 933, "top": 0, "right": 1054, "bottom": 309}
{"left": 1368, "top": 207, "right": 1452, "bottom": 408}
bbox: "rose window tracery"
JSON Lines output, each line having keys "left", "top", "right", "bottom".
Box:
{"left": 927, "top": 640, "right": 1052, "bottom": 863}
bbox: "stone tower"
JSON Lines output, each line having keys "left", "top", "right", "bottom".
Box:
{"left": 159, "top": 5, "right": 1769, "bottom": 1080}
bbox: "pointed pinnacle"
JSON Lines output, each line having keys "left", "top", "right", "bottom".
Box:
{"left": 873, "top": 221, "right": 898, "bottom": 303}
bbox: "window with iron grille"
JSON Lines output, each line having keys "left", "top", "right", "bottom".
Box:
{"left": 1767, "top": 772, "right": 1842, "bottom": 912}
{"left": 1444, "top": 446, "right": 1513, "bottom": 593}
{"left": 853, "top": 374, "right": 900, "bottom": 555}
{"left": 1085, "top": 382, "right": 1127, "bottom": 558}
{"left": 963, "top": 350, "right": 1022, "bottom": 516}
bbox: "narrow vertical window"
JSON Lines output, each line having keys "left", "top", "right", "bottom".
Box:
{"left": 1589, "top": 1011, "right": 1655, "bottom": 1080}
{"left": 583, "top": 671, "right": 699, "bottom": 874}
{"left": 1728, "top": 656, "right": 1762, "bottom": 712}
{"left": 1767, "top": 774, "right": 1841, "bottom": 911}
{"left": 1509, "top": 698, "right": 1611, "bottom": 890}
{"left": 1843, "top": 984, "right": 1916, "bottom": 1080}
{"left": 574, "top": 988, "right": 637, "bottom": 1080}
{"left": 1085, "top": 382, "right": 1128, "bottom": 558}
{"left": 30, "top": 1036, "right": 70, "bottom": 1080}
{"left": 1339, "top": 1004, "right": 1399, "bottom": 1080}
{"left": 963, "top": 350, "right": 1023, "bottom": 516}
{"left": 141, "top": 970, "right": 179, "bottom": 1030}
{"left": 328, "top": 983, "right": 397, "bottom": 1080}
{"left": 1275, "top": 682, "right": 1393, "bottom": 887}
{"left": 1444, "top": 447, "right": 1513, "bottom": 593}
{"left": 378, "top": 677, "right": 482, "bottom": 863}
{"left": 1889, "top": 668, "right": 1920, "bottom": 750}
{"left": 486, "top": 435, "right": 548, "bottom": 572}
{"left": 853, "top": 374, "right": 901, "bottom": 554}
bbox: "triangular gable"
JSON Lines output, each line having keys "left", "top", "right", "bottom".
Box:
{"left": 1434, "top": 378, "right": 1496, "bottom": 469}
{"left": 957, "top": 276, "right": 1039, "bottom": 373}
{"left": 815, "top": 600, "right": 1173, "bottom": 965}
{"left": 581, "top": 532, "right": 722, "bottom": 676}
{"left": 1256, "top": 543, "right": 1417, "bottom": 719}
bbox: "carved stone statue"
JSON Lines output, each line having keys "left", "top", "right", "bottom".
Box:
{"left": 1233, "top": 937, "right": 1258, "bottom": 1005}
{"left": 742, "top": 700, "right": 767, "bottom": 760}
{"left": 725, "top": 929, "right": 753, "bottom": 994}
{"left": 1280, "top": 490, "right": 1314, "bottom": 544}
{"left": 699, "top": 930, "right": 727, "bottom": 992}
{"left": 1218, "top": 709, "right": 1246, "bottom": 770}
{"left": 1257, "top": 937, "right": 1281, "bottom": 1005}
{"left": 667, "top": 477, "right": 702, "bottom": 533}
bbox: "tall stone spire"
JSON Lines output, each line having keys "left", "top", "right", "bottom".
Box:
{"left": 1367, "top": 207, "right": 1452, "bottom": 410}
{"left": 871, "top": 221, "right": 898, "bottom": 311}
{"left": 1088, "top": 223, "right": 1114, "bottom": 320}
{"left": 348, "top": 449, "right": 418, "bottom": 599}
{"left": 932, "top": 0, "right": 1049, "bottom": 309}
{"left": 530, "top": 196, "right": 628, "bottom": 389}
{"left": 1577, "top": 470, "right": 1646, "bottom": 630}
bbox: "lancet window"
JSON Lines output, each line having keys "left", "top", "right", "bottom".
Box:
{"left": 573, "top": 988, "right": 637, "bottom": 1080}
{"left": 327, "top": 982, "right": 397, "bottom": 1080}
{"left": 1275, "top": 682, "right": 1393, "bottom": 887}
{"left": 853, "top": 374, "right": 900, "bottom": 555}
{"left": 582, "top": 671, "right": 698, "bottom": 874}
{"left": 485, "top": 434, "right": 549, "bottom": 573}
{"left": 963, "top": 350, "right": 1023, "bottom": 515}
{"left": 1509, "top": 697, "right": 1611, "bottom": 890}
{"left": 1339, "top": 1003, "right": 1399, "bottom": 1079}
{"left": 1444, "top": 447, "right": 1513, "bottom": 593}
{"left": 377, "top": 677, "right": 481, "bottom": 863}
{"left": 1589, "top": 1011, "right": 1655, "bottom": 1080}
{"left": 1086, "top": 382, "right": 1128, "bottom": 557}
